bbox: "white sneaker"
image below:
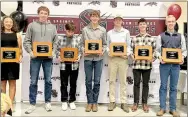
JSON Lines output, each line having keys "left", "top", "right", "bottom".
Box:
{"left": 69, "top": 102, "right": 76, "bottom": 110}
{"left": 25, "top": 105, "right": 36, "bottom": 114}
{"left": 45, "top": 103, "right": 52, "bottom": 112}
{"left": 61, "top": 102, "right": 68, "bottom": 111}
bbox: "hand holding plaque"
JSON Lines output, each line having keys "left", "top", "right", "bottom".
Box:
{"left": 60, "top": 48, "right": 78, "bottom": 62}
{"left": 33, "top": 42, "right": 52, "bottom": 57}
{"left": 110, "top": 43, "right": 127, "bottom": 56}
{"left": 162, "top": 48, "right": 182, "bottom": 64}
{"left": 134, "top": 45, "right": 152, "bottom": 60}
{"left": 1, "top": 48, "right": 20, "bottom": 62}
{"left": 85, "top": 40, "right": 102, "bottom": 54}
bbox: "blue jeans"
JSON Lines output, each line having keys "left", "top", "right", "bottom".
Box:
{"left": 29, "top": 58, "right": 53, "bottom": 105}
{"left": 159, "top": 64, "right": 180, "bottom": 112}
{"left": 84, "top": 60, "right": 103, "bottom": 104}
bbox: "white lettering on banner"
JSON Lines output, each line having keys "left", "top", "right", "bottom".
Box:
{"left": 21, "top": 2, "right": 163, "bottom": 104}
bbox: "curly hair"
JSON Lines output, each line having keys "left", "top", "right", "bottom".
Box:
{"left": 1, "top": 16, "right": 18, "bottom": 33}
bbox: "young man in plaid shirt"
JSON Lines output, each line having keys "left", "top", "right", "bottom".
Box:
{"left": 55, "top": 22, "right": 82, "bottom": 111}
{"left": 130, "top": 18, "right": 156, "bottom": 113}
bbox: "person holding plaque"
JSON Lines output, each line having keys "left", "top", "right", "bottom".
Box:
{"left": 156, "top": 15, "right": 187, "bottom": 117}
{"left": 106, "top": 14, "right": 131, "bottom": 113}
{"left": 23, "top": 6, "right": 59, "bottom": 114}
{"left": 1, "top": 16, "right": 23, "bottom": 112}
{"left": 81, "top": 10, "right": 107, "bottom": 112}
{"left": 130, "top": 18, "right": 156, "bottom": 113}
{"left": 54, "top": 22, "right": 81, "bottom": 111}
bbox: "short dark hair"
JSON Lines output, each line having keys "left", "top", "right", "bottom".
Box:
{"left": 138, "top": 18, "right": 147, "bottom": 24}
{"left": 65, "top": 22, "right": 76, "bottom": 31}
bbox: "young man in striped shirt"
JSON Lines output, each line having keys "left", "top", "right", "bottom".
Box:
{"left": 107, "top": 14, "right": 131, "bottom": 113}
{"left": 130, "top": 18, "right": 156, "bottom": 113}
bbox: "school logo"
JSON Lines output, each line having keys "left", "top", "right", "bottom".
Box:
{"left": 51, "top": 89, "right": 58, "bottom": 98}
{"left": 37, "top": 91, "right": 43, "bottom": 95}
{"left": 144, "top": 2, "right": 157, "bottom": 6}
{"left": 127, "top": 76, "right": 133, "bottom": 85}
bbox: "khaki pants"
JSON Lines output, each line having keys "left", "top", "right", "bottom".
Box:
{"left": 108, "top": 57, "right": 128, "bottom": 103}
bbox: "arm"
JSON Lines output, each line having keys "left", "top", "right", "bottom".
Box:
{"left": 80, "top": 29, "right": 86, "bottom": 53}
{"left": 181, "top": 34, "right": 187, "bottom": 58}
{"left": 155, "top": 35, "right": 162, "bottom": 59}
{"left": 126, "top": 31, "right": 132, "bottom": 56}
{"left": 23, "top": 23, "right": 32, "bottom": 54}
{"left": 55, "top": 37, "right": 62, "bottom": 59}
{"left": 152, "top": 37, "right": 157, "bottom": 59}
{"left": 77, "top": 36, "right": 82, "bottom": 60}
{"left": 106, "top": 31, "right": 111, "bottom": 54}
{"left": 16, "top": 33, "right": 23, "bottom": 57}
{"left": 102, "top": 30, "right": 107, "bottom": 54}
{"left": 52, "top": 25, "right": 59, "bottom": 57}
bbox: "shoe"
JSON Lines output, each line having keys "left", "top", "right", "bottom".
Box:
{"left": 169, "top": 111, "right": 180, "bottom": 117}
{"left": 156, "top": 109, "right": 166, "bottom": 116}
{"left": 108, "top": 102, "right": 116, "bottom": 111}
{"left": 121, "top": 103, "right": 129, "bottom": 113}
{"left": 131, "top": 103, "right": 138, "bottom": 112}
{"left": 85, "top": 104, "right": 92, "bottom": 112}
{"left": 69, "top": 102, "right": 76, "bottom": 110}
{"left": 92, "top": 104, "right": 98, "bottom": 112}
{"left": 25, "top": 105, "right": 36, "bottom": 114}
{"left": 62, "top": 102, "right": 68, "bottom": 111}
{"left": 142, "top": 103, "right": 149, "bottom": 113}
{"left": 45, "top": 103, "right": 52, "bottom": 112}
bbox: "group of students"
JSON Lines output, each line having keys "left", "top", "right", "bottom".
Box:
{"left": 1, "top": 5, "right": 186, "bottom": 117}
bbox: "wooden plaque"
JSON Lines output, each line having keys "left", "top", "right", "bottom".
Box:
{"left": 162, "top": 48, "right": 182, "bottom": 63}
{"left": 33, "top": 42, "right": 52, "bottom": 57}
{"left": 85, "top": 40, "right": 102, "bottom": 54}
{"left": 110, "top": 43, "right": 127, "bottom": 56}
{"left": 1, "top": 47, "right": 20, "bottom": 62}
{"left": 60, "top": 48, "right": 78, "bottom": 62}
{"left": 135, "top": 45, "right": 152, "bottom": 60}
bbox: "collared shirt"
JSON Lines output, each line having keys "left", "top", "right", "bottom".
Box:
{"left": 107, "top": 27, "right": 132, "bottom": 56}
{"left": 81, "top": 23, "right": 107, "bottom": 61}
{"left": 156, "top": 31, "right": 187, "bottom": 59}
{"left": 55, "top": 35, "right": 82, "bottom": 70}
{"left": 131, "top": 33, "right": 156, "bottom": 69}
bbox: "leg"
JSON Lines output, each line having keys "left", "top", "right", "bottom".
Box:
{"left": 1, "top": 80, "right": 7, "bottom": 93}
{"left": 93, "top": 59, "right": 103, "bottom": 104}
{"left": 141, "top": 69, "right": 151, "bottom": 104}
{"left": 84, "top": 60, "right": 94, "bottom": 104}
{"left": 29, "top": 58, "right": 41, "bottom": 105}
{"left": 69, "top": 68, "right": 79, "bottom": 103}
{"left": 8, "top": 80, "right": 16, "bottom": 103}
{"left": 133, "top": 69, "right": 142, "bottom": 104}
{"left": 169, "top": 64, "right": 180, "bottom": 112}
{"left": 159, "top": 64, "right": 171, "bottom": 111}
{"left": 42, "top": 59, "right": 53, "bottom": 103}
{"left": 60, "top": 65, "right": 70, "bottom": 102}
{"left": 109, "top": 58, "right": 118, "bottom": 103}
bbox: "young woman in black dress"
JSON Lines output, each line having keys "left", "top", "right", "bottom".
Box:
{"left": 1, "top": 16, "right": 23, "bottom": 111}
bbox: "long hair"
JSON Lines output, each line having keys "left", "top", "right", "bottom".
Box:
{"left": 1, "top": 16, "right": 18, "bottom": 33}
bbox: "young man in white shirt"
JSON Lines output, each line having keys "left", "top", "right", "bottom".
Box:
{"left": 107, "top": 14, "right": 131, "bottom": 113}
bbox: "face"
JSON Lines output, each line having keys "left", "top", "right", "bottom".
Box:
{"left": 3, "top": 17, "right": 13, "bottom": 30}
{"left": 114, "top": 17, "right": 123, "bottom": 27}
{"left": 65, "top": 30, "right": 74, "bottom": 37}
{"left": 38, "top": 10, "right": 48, "bottom": 22}
{"left": 90, "top": 15, "right": 100, "bottom": 24}
{"left": 138, "top": 22, "right": 147, "bottom": 32}
{"left": 166, "top": 16, "right": 176, "bottom": 31}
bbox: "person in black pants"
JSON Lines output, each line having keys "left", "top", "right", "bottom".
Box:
{"left": 130, "top": 18, "right": 156, "bottom": 112}
{"left": 55, "top": 22, "right": 82, "bottom": 111}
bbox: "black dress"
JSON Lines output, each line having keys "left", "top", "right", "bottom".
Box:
{"left": 1, "top": 33, "right": 20, "bottom": 80}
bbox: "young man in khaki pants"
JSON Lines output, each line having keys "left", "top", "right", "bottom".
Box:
{"left": 107, "top": 14, "right": 131, "bottom": 113}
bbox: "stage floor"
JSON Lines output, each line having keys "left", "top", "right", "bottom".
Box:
{"left": 10, "top": 100, "right": 187, "bottom": 116}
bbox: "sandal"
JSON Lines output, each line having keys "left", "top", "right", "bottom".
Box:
{"left": 142, "top": 103, "right": 149, "bottom": 113}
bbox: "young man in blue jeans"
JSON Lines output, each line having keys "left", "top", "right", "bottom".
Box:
{"left": 156, "top": 15, "right": 187, "bottom": 117}
{"left": 23, "top": 6, "right": 58, "bottom": 114}
{"left": 81, "top": 10, "right": 107, "bottom": 112}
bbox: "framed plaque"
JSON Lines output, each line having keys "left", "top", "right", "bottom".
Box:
{"left": 1, "top": 48, "right": 20, "bottom": 62}
{"left": 85, "top": 40, "right": 102, "bottom": 54}
{"left": 110, "top": 43, "right": 127, "bottom": 56}
{"left": 60, "top": 48, "right": 78, "bottom": 62}
{"left": 162, "top": 48, "right": 182, "bottom": 63}
{"left": 135, "top": 45, "right": 152, "bottom": 60}
{"left": 33, "top": 42, "right": 52, "bottom": 56}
